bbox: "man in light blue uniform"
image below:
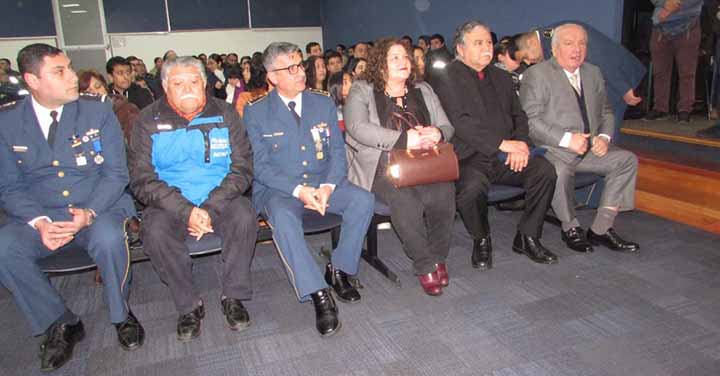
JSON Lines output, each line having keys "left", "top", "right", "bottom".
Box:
{"left": 244, "top": 42, "right": 374, "bottom": 337}
{"left": 0, "top": 43, "right": 144, "bottom": 372}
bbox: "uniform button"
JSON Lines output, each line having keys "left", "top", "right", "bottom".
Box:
{"left": 58, "top": 171, "right": 65, "bottom": 178}
{"left": 303, "top": 174, "right": 308, "bottom": 178}
{"left": 17, "top": 160, "right": 22, "bottom": 164}
{"left": 62, "top": 190, "right": 70, "bottom": 197}
{"left": 302, "top": 182, "right": 308, "bottom": 186}
{"left": 302, "top": 161, "right": 308, "bottom": 166}
{"left": 52, "top": 160, "right": 60, "bottom": 166}
{"left": 301, "top": 145, "right": 306, "bottom": 151}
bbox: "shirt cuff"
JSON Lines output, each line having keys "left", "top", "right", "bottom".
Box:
{"left": 559, "top": 132, "right": 573, "bottom": 148}
{"left": 598, "top": 133, "right": 611, "bottom": 142}
{"left": 292, "top": 185, "right": 303, "bottom": 198}
{"left": 320, "top": 184, "right": 336, "bottom": 192}
{"left": 28, "top": 216, "right": 51, "bottom": 229}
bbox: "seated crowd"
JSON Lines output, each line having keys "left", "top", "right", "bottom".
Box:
{"left": 0, "top": 19, "right": 646, "bottom": 372}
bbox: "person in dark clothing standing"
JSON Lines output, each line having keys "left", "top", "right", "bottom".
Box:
{"left": 429, "top": 21, "right": 558, "bottom": 268}
{"left": 106, "top": 56, "right": 154, "bottom": 110}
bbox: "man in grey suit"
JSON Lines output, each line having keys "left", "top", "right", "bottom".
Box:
{"left": 520, "top": 23, "right": 640, "bottom": 254}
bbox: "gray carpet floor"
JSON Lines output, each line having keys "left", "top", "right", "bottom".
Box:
{"left": 2, "top": 208, "right": 720, "bottom": 376}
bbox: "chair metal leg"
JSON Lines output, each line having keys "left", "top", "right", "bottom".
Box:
{"left": 361, "top": 219, "right": 401, "bottom": 287}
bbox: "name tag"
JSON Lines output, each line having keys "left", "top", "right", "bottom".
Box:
{"left": 12, "top": 145, "right": 28, "bottom": 152}
{"left": 157, "top": 124, "right": 173, "bottom": 131}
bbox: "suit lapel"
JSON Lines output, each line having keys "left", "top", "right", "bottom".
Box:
{"left": 269, "top": 90, "right": 298, "bottom": 130}
{"left": 21, "top": 99, "right": 51, "bottom": 157}
{"left": 54, "top": 101, "right": 77, "bottom": 151}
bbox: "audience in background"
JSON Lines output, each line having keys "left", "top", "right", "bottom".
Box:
{"left": 325, "top": 51, "right": 344, "bottom": 74}
{"left": 326, "top": 71, "right": 351, "bottom": 130}
{"left": 418, "top": 35, "right": 431, "bottom": 52}
{"left": 206, "top": 53, "right": 227, "bottom": 100}
{"left": 305, "top": 55, "right": 328, "bottom": 91}
{"left": 412, "top": 45, "right": 426, "bottom": 78}
{"left": 354, "top": 42, "right": 370, "bottom": 59}
{"left": 347, "top": 57, "right": 367, "bottom": 80}
{"left": 78, "top": 69, "right": 139, "bottom": 142}
{"left": 233, "top": 58, "right": 270, "bottom": 118}
{"left": 306, "top": 42, "right": 323, "bottom": 57}
{"left": 106, "top": 56, "right": 154, "bottom": 109}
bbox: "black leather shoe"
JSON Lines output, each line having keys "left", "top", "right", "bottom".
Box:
{"left": 177, "top": 303, "right": 205, "bottom": 342}
{"left": 324, "top": 263, "right": 361, "bottom": 303}
{"left": 471, "top": 237, "right": 493, "bottom": 270}
{"left": 587, "top": 228, "right": 640, "bottom": 253}
{"left": 310, "top": 289, "right": 340, "bottom": 337}
{"left": 39, "top": 320, "right": 85, "bottom": 372}
{"left": 561, "top": 227, "right": 594, "bottom": 253}
{"left": 221, "top": 298, "right": 250, "bottom": 331}
{"left": 512, "top": 232, "right": 559, "bottom": 264}
{"left": 115, "top": 311, "right": 144, "bottom": 351}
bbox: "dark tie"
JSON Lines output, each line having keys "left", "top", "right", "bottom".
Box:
{"left": 48, "top": 110, "right": 59, "bottom": 147}
{"left": 288, "top": 101, "right": 301, "bottom": 125}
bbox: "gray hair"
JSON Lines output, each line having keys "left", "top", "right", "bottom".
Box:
{"left": 551, "top": 23, "right": 587, "bottom": 49}
{"left": 453, "top": 21, "right": 491, "bottom": 53}
{"left": 262, "top": 42, "right": 301, "bottom": 71}
{"left": 160, "top": 56, "right": 206, "bottom": 83}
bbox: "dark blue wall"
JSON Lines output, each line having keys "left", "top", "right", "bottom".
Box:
{"left": 321, "top": 0, "right": 623, "bottom": 51}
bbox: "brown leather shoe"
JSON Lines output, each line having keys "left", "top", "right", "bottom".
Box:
{"left": 418, "top": 272, "right": 443, "bottom": 296}
{"left": 435, "top": 263, "right": 449, "bottom": 287}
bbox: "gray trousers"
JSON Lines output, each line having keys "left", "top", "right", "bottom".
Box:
{"left": 544, "top": 145, "right": 638, "bottom": 225}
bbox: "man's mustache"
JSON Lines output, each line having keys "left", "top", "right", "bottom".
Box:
{"left": 180, "top": 94, "right": 200, "bottom": 100}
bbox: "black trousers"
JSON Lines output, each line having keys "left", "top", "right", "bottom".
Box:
{"left": 456, "top": 155, "right": 556, "bottom": 239}
{"left": 373, "top": 174, "right": 456, "bottom": 275}
{"left": 141, "top": 196, "right": 258, "bottom": 314}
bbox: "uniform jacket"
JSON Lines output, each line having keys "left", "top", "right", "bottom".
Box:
{"left": 128, "top": 97, "right": 253, "bottom": 223}
{"left": 0, "top": 95, "right": 135, "bottom": 223}
{"left": 519, "top": 57, "right": 614, "bottom": 164}
{"left": 343, "top": 80, "right": 454, "bottom": 191}
{"left": 244, "top": 89, "right": 347, "bottom": 210}
{"left": 429, "top": 61, "right": 531, "bottom": 162}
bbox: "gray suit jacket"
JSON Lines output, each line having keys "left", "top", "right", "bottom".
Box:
{"left": 343, "top": 80, "right": 454, "bottom": 191}
{"left": 519, "top": 57, "right": 614, "bottom": 164}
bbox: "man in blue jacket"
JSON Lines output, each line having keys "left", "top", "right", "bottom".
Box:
{"left": 128, "top": 56, "right": 257, "bottom": 342}
{"left": 0, "top": 43, "right": 144, "bottom": 372}
{"left": 244, "top": 42, "right": 374, "bottom": 337}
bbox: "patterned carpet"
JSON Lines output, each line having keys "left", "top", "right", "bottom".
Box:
{"left": 2, "top": 208, "right": 720, "bottom": 376}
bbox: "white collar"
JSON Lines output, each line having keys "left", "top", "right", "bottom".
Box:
{"left": 278, "top": 91, "right": 303, "bottom": 115}
{"left": 31, "top": 96, "right": 64, "bottom": 124}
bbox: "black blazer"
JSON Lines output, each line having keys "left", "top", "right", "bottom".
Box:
{"left": 429, "top": 61, "right": 530, "bottom": 162}
{"left": 111, "top": 83, "right": 154, "bottom": 110}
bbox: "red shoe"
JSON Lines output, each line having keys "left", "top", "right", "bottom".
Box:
{"left": 418, "top": 272, "right": 443, "bottom": 296}
{"left": 435, "top": 263, "right": 449, "bottom": 287}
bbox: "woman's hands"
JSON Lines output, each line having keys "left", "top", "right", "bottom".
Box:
{"left": 407, "top": 126, "right": 441, "bottom": 149}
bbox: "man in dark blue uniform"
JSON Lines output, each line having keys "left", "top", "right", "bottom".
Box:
{"left": 515, "top": 21, "right": 647, "bottom": 140}
{"left": 244, "top": 42, "right": 374, "bottom": 337}
{"left": 128, "top": 56, "right": 257, "bottom": 342}
{"left": 0, "top": 43, "right": 144, "bottom": 372}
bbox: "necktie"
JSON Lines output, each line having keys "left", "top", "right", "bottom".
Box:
{"left": 477, "top": 71, "right": 485, "bottom": 80}
{"left": 48, "top": 110, "right": 59, "bottom": 147}
{"left": 569, "top": 72, "right": 581, "bottom": 95}
{"left": 288, "top": 101, "right": 301, "bottom": 125}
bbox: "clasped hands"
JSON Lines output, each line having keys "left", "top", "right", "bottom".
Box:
{"left": 407, "top": 126, "right": 442, "bottom": 150}
{"left": 658, "top": 0, "right": 681, "bottom": 21}
{"left": 499, "top": 140, "right": 530, "bottom": 172}
{"left": 567, "top": 133, "right": 609, "bottom": 157}
{"left": 36, "top": 207, "right": 94, "bottom": 251}
{"left": 298, "top": 185, "right": 333, "bottom": 216}
{"left": 188, "top": 207, "right": 214, "bottom": 241}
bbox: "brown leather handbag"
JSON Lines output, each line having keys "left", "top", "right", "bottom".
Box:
{"left": 387, "top": 112, "right": 459, "bottom": 188}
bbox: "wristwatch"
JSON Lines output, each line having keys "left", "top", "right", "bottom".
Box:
{"left": 85, "top": 208, "right": 97, "bottom": 226}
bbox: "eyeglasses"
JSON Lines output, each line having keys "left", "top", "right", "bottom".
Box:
{"left": 271, "top": 63, "right": 305, "bottom": 75}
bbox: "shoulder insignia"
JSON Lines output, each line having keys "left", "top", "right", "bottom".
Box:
{"left": 247, "top": 92, "right": 269, "bottom": 106}
{"left": 0, "top": 101, "right": 19, "bottom": 112}
{"left": 79, "top": 92, "right": 107, "bottom": 102}
{"left": 307, "top": 88, "right": 330, "bottom": 97}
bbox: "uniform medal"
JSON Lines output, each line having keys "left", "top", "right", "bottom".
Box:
{"left": 311, "top": 127, "right": 324, "bottom": 160}
{"left": 87, "top": 129, "right": 104, "bottom": 165}
{"left": 70, "top": 134, "right": 87, "bottom": 166}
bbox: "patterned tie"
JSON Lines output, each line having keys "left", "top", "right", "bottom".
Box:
{"left": 288, "top": 101, "right": 301, "bottom": 126}
{"left": 48, "top": 110, "right": 59, "bottom": 147}
{"left": 569, "top": 72, "right": 581, "bottom": 95}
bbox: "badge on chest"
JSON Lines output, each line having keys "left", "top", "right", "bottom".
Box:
{"left": 311, "top": 122, "right": 329, "bottom": 160}
{"left": 70, "top": 128, "right": 104, "bottom": 166}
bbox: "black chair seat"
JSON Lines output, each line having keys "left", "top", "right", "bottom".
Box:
{"left": 575, "top": 172, "right": 601, "bottom": 188}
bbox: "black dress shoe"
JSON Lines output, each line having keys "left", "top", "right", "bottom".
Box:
{"left": 177, "top": 303, "right": 205, "bottom": 342}
{"left": 561, "top": 227, "right": 594, "bottom": 253}
{"left": 512, "top": 233, "right": 559, "bottom": 264}
{"left": 310, "top": 289, "right": 341, "bottom": 337}
{"left": 324, "top": 263, "right": 361, "bottom": 303}
{"left": 471, "top": 237, "right": 493, "bottom": 270}
{"left": 221, "top": 297, "right": 250, "bottom": 331}
{"left": 115, "top": 311, "right": 144, "bottom": 351}
{"left": 39, "top": 320, "right": 85, "bottom": 372}
{"left": 587, "top": 228, "right": 640, "bottom": 253}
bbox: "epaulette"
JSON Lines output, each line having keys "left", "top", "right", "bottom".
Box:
{"left": 307, "top": 88, "right": 330, "bottom": 97}
{"left": 79, "top": 92, "right": 108, "bottom": 102}
{"left": 0, "top": 100, "right": 19, "bottom": 112}
{"left": 247, "top": 92, "right": 269, "bottom": 106}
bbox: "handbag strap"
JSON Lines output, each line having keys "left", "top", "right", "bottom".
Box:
{"left": 390, "top": 111, "right": 422, "bottom": 132}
